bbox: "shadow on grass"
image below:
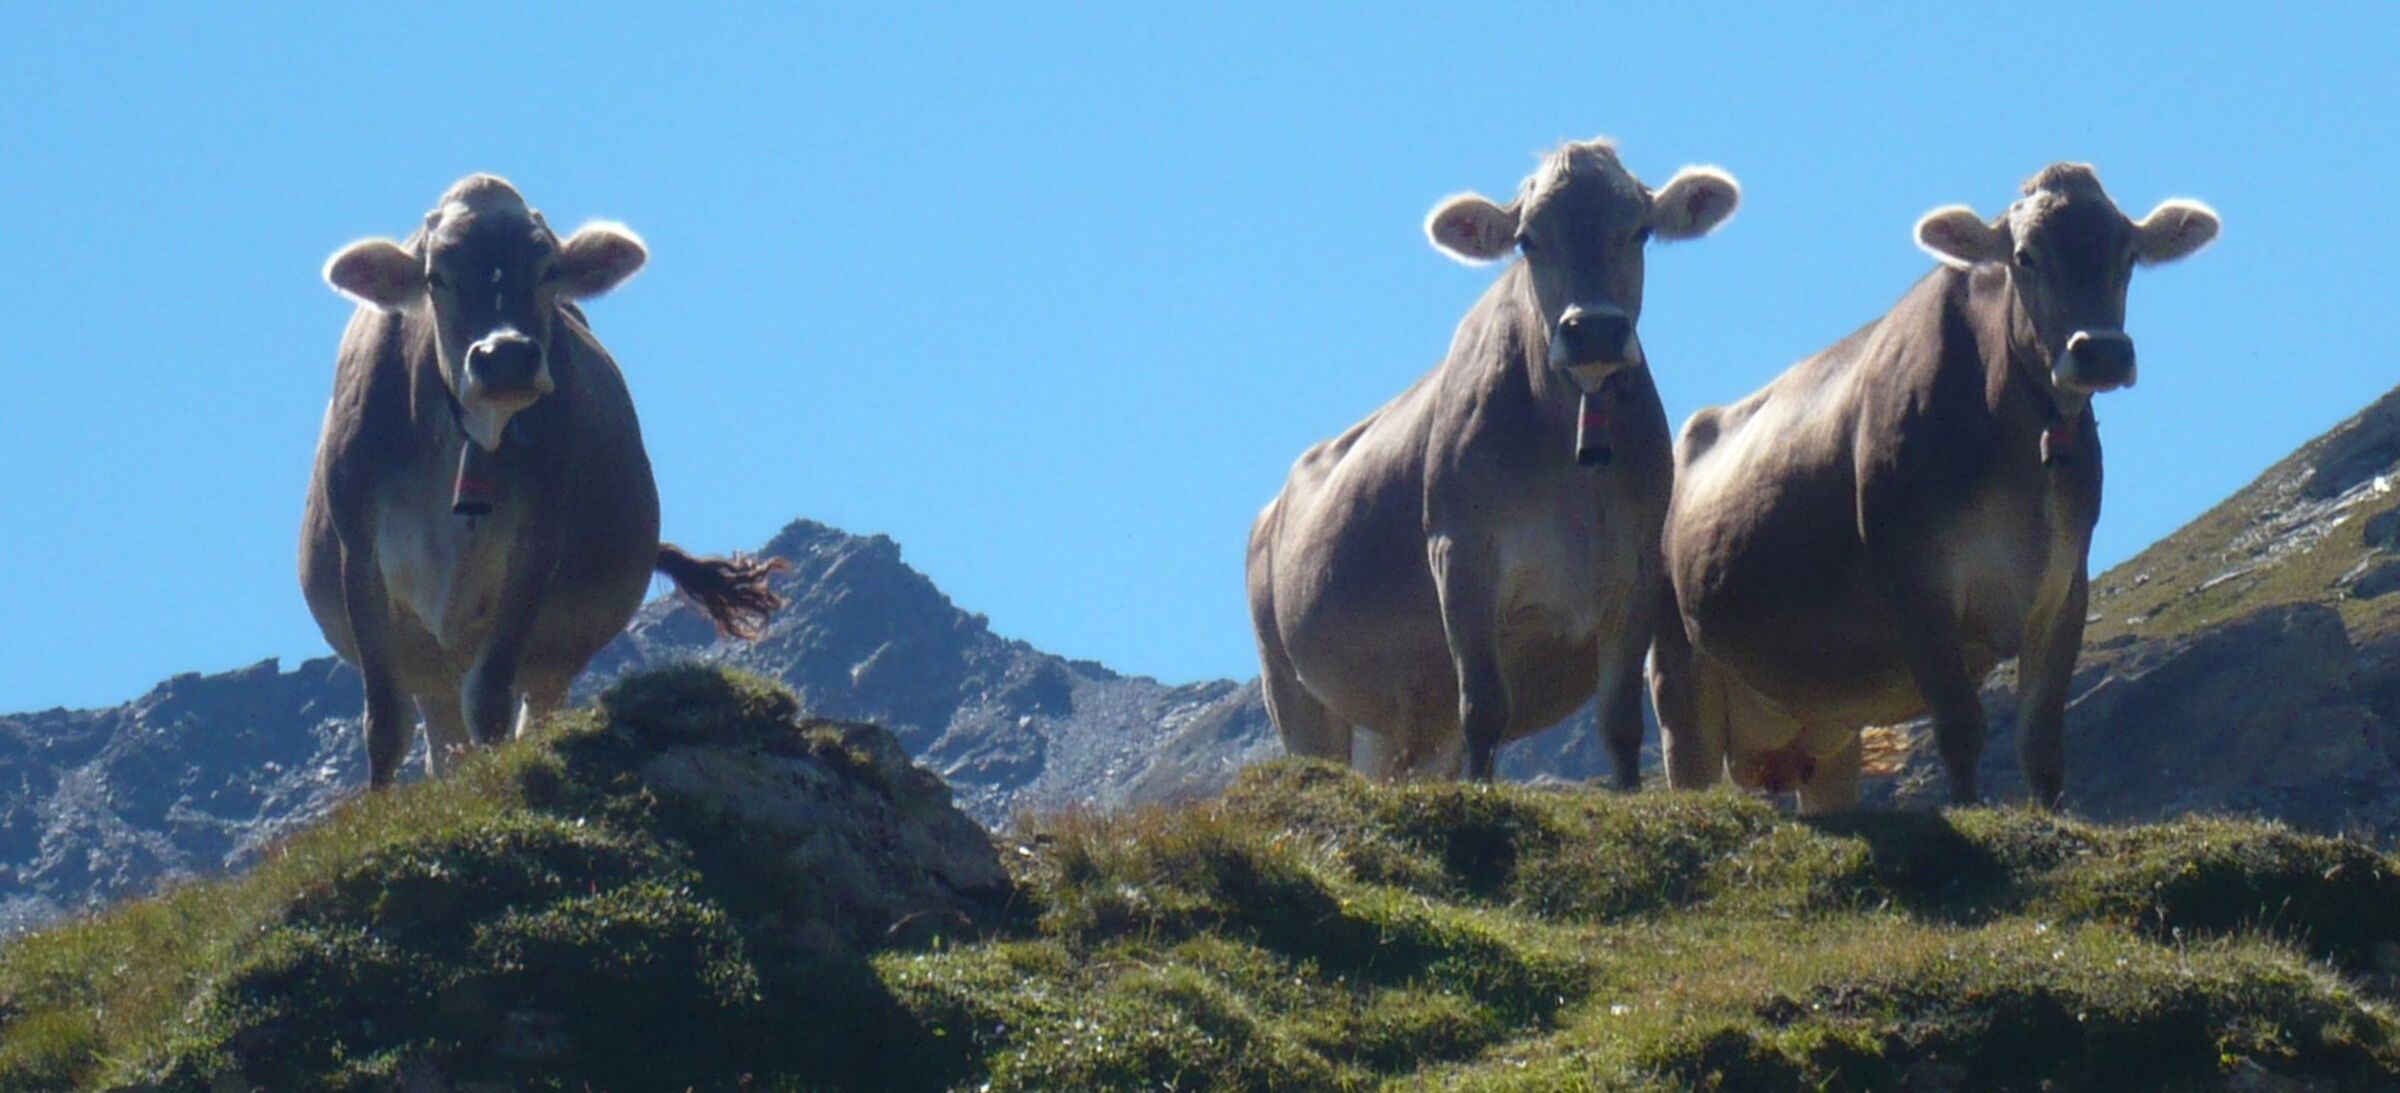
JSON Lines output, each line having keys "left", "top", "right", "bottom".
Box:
{"left": 1805, "top": 809, "right": 2019, "bottom": 923}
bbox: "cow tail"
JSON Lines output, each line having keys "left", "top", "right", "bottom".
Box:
{"left": 655, "top": 543, "right": 790, "bottom": 640}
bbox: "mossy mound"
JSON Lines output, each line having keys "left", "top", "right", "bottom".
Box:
{"left": 0, "top": 666, "right": 1006, "bottom": 1092}
{"left": 893, "top": 768, "right": 2400, "bottom": 1091}
{"left": 5, "top": 686, "right": 2400, "bottom": 1090}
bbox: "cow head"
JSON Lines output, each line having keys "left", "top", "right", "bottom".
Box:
{"left": 1915, "top": 163, "right": 2217, "bottom": 400}
{"left": 323, "top": 174, "right": 647, "bottom": 451}
{"left": 1424, "top": 139, "right": 1739, "bottom": 391}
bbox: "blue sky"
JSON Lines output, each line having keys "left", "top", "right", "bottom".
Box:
{"left": 0, "top": 4, "right": 2390, "bottom": 711}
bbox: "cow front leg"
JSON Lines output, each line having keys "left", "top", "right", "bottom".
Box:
{"left": 1593, "top": 581, "right": 1660, "bottom": 791}
{"left": 1595, "top": 654, "right": 1646, "bottom": 791}
{"left": 1430, "top": 535, "right": 1508, "bottom": 781}
{"left": 340, "top": 552, "right": 413, "bottom": 789}
{"left": 362, "top": 673, "right": 411, "bottom": 788}
{"left": 2014, "top": 572, "right": 2088, "bottom": 809}
{"left": 462, "top": 654, "right": 521, "bottom": 747}
{"left": 1454, "top": 657, "right": 1508, "bottom": 782}
{"left": 463, "top": 531, "right": 560, "bottom": 747}
{"left": 462, "top": 606, "right": 538, "bottom": 747}
{"left": 1891, "top": 602, "right": 1988, "bottom": 806}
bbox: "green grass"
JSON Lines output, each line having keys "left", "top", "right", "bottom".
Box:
{"left": 6, "top": 670, "right": 2400, "bottom": 1089}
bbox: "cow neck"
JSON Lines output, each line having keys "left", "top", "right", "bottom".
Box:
{"left": 1980, "top": 266, "right": 2084, "bottom": 468}
{"left": 414, "top": 307, "right": 565, "bottom": 455}
{"left": 1494, "top": 264, "right": 1632, "bottom": 469}
{"left": 1499, "top": 263, "right": 1578, "bottom": 409}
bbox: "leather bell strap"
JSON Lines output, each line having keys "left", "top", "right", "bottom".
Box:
{"left": 453, "top": 444, "right": 499, "bottom": 516}
{"left": 1576, "top": 392, "right": 1614, "bottom": 467}
{"left": 2040, "top": 424, "right": 2075, "bottom": 467}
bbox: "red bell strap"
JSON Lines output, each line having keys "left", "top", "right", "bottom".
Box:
{"left": 1575, "top": 391, "right": 1614, "bottom": 467}
{"left": 453, "top": 444, "right": 499, "bottom": 516}
{"left": 2040, "top": 424, "right": 2075, "bottom": 467}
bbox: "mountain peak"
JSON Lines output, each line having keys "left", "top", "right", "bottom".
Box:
{"left": 762, "top": 517, "right": 892, "bottom": 561}
{"left": 592, "top": 518, "right": 1267, "bottom": 822}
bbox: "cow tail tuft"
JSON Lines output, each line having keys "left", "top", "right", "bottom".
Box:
{"left": 654, "top": 543, "right": 790, "bottom": 640}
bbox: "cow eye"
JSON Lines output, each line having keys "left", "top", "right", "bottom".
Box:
{"left": 425, "top": 270, "right": 451, "bottom": 291}
{"left": 2013, "top": 249, "right": 2038, "bottom": 271}
{"left": 1516, "top": 234, "right": 1538, "bottom": 254}
{"left": 1634, "top": 227, "right": 1654, "bottom": 246}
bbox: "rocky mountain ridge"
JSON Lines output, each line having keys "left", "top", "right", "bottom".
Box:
{"left": 583, "top": 518, "right": 1282, "bottom": 821}
{"left": 6, "top": 383, "right": 2398, "bottom": 931}
{"left": 0, "top": 516, "right": 1338, "bottom": 930}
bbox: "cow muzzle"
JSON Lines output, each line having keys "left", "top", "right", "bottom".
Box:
{"left": 2054, "top": 330, "right": 2136, "bottom": 394}
{"left": 1550, "top": 305, "right": 1643, "bottom": 392}
{"left": 459, "top": 331, "right": 554, "bottom": 451}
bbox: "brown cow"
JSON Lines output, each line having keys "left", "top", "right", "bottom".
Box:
{"left": 300, "top": 174, "right": 784, "bottom": 788}
{"left": 1651, "top": 163, "right": 2219, "bottom": 812}
{"left": 1248, "top": 139, "right": 1740, "bottom": 782}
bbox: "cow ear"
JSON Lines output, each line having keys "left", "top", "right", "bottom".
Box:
{"left": 2133, "top": 199, "right": 2219, "bottom": 266}
{"left": 1651, "top": 166, "right": 1741, "bottom": 241}
{"left": 1424, "top": 193, "right": 1519, "bottom": 264}
{"left": 552, "top": 221, "right": 648, "bottom": 298}
{"left": 1914, "top": 206, "right": 2009, "bottom": 269}
{"left": 323, "top": 238, "right": 422, "bottom": 310}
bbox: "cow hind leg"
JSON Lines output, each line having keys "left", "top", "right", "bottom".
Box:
{"left": 1651, "top": 619, "right": 1725, "bottom": 791}
{"left": 514, "top": 675, "right": 573, "bottom": 740}
{"left": 1795, "top": 732, "right": 1864, "bottom": 816}
{"left": 419, "top": 693, "right": 472, "bottom": 778}
{"left": 1260, "top": 645, "right": 1352, "bottom": 765}
{"left": 1360, "top": 730, "right": 1461, "bottom": 782}
{"left": 1421, "top": 734, "right": 1467, "bottom": 781}
{"left": 1253, "top": 581, "right": 1355, "bottom": 765}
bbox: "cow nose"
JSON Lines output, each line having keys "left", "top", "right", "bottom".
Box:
{"left": 466, "top": 336, "right": 546, "bottom": 395}
{"left": 1545, "top": 306, "right": 1641, "bottom": 379}
{"left": 2059, "top": 330, "right": 2137, "bottom": 392}
{"left": 1556, "top": 307, "right": 1635, "bottom": 365}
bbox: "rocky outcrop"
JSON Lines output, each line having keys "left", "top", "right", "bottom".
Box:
{"left": 1866, "top": 602, "right": 2400, "bottom": 828}
{"left": 596, "top": 666, "right": 1013, "bottom": 953}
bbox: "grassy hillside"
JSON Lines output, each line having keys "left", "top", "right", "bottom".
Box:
{"left": 5, "top": 670, "right": 2400, "bottom": 1090}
